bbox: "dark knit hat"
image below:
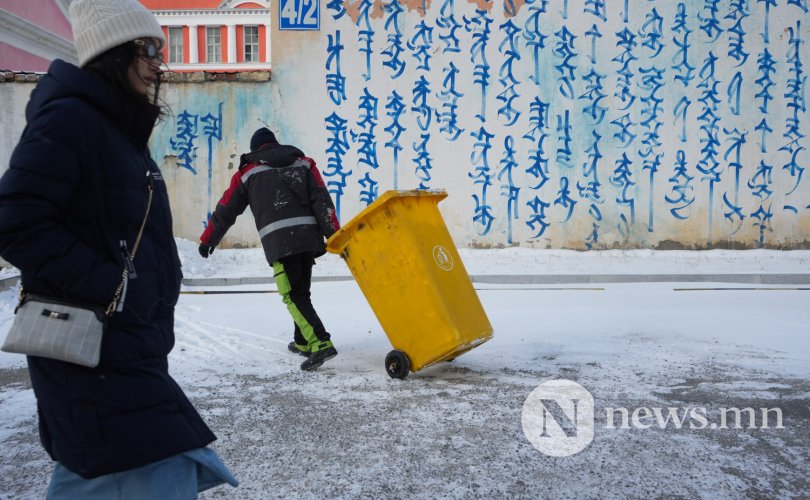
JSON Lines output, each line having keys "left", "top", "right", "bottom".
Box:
{"left": 250, "top": 127, "right": 279, "bottom": 152}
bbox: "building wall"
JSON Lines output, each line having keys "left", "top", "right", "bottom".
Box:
{"left": 0, "top": 0, "right": 76, "bottom": 71}
{"left": 151, "top": 74, "right": 280, "bottom": 248}
{"left": 267, "top": 0, "right": 810, "bottom": 249}
{"left": 0, "top": 44, "right": 51, "bottom": 73}
{"left": 0, "top": 81, "right": 32, "bottom": 165}
{"left": 149, "top": 1, "right": 272, "bottom": 72}
{"left": 141, "top": 0, "right": 221, "bottom": 8}
{"left": 3, "top": 1, "right": 810, "bottom": 251}
{"left": 2, "top": 0, "right": 72, "bottom": 39}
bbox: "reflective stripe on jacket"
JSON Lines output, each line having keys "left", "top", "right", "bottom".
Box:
{"left": 201, "top": 146, "right": 339, "bottom": 263}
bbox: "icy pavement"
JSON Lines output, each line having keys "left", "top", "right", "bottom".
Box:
{"left": 1, "top": 244, "right": 809, "bottom": 498}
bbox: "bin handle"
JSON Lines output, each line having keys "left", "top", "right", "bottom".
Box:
{"left": 325, "top": 189, "right": 449, "bottom": 254}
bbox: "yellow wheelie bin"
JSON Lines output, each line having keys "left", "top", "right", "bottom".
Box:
{"left": 326, "top": 189, "right": 493, "bottom": 379}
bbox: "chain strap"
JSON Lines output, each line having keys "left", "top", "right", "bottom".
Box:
{"left": 106, "top": 181, "right": 154, "bottom": 316}
{"left": 17, "top": 176, "right": 154, "bottom": 317}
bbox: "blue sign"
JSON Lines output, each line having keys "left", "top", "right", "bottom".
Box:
{"left": 279, "top": 0, "right": 320, "bottom": 30}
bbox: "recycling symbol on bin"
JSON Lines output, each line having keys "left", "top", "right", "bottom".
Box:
{"left": 432, "top": 245, "right": 454, "bottom": 272}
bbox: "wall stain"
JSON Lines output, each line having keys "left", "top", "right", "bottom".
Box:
{"left": 505, "top": 0, "right": 527, "bottom": 17}
{"left": 401, "top": 0, "right": 432, "bottom": 16}
{"left": 340, "top": 0, "right": 525, "bottom": 25}
{"left": 343, "top": 0, "right": 386, "bottom": 23}
{"left": 466, "top": 0, "right": 493, "bottom": 13}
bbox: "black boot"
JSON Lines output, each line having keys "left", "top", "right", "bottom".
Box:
{"left": 300, "top": 345, "right": 337, "bottom": 371}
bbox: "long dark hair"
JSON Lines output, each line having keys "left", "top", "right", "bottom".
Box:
{"left": 82, "top": 41, "right": 163, "bottom": 117}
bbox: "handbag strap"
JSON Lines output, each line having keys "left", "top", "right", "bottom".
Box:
{"left": 107, "top": 178, "right": 154, "bottom": 316}
{"left": 19, "top": 176, "right": 155, "bottom": 317}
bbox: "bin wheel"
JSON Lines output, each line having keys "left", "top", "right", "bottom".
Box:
{"left": 385, "top": 350, "right": 410, "bottom": 379}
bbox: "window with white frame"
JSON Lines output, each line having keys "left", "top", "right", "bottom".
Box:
{"left": 244, "top": 26, "right": 259, "bottom": 62}
{"left": 206, "top": 26, "right": 221, "bottom": 63}
{"left": 168, "top": 27, "right": 183, "bottom": 64}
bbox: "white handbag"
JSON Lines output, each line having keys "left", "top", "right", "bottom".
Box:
{"left": 2, "top": 294, "right": 108, "bottom": 367}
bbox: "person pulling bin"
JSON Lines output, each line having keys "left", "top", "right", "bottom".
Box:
{"left": 199, "top": 127, "right": 341, "bottom": 371}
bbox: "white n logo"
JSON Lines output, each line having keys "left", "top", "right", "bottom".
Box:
{"left": 522, "top": 380, "right": 594, "bottom": 456}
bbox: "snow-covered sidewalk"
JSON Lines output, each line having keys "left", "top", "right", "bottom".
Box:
{"left": 177, "top": 239, "right": 810, "bottom": 279}
{"left": 1, "top": 242, "right": 809, "bottom": 498}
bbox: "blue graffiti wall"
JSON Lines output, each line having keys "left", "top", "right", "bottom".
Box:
{"left": 150, "top": 1, "right": 810, "bottom": 249}
{"left": 305, "top": 0, "right": 810, "bottom": 248}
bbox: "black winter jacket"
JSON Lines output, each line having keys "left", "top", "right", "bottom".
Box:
{"left": 0, "top": 60, "right": 215, "bottom": 478}
{"left": 200, "top": 144, "right": 340, "bottom": 263}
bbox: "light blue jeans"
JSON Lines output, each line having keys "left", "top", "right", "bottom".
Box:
{"left": 46, "top": 447, "right": 238, "bottom": 499}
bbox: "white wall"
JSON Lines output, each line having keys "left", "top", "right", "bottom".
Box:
{"left": 270, "top": 0, "right": 810, "bottom": 249}
{"left": 3, "top": 1, "right": 810, "bottom": 250}
{"left": 0, "top": 82, "right": 33, "bottom": 171}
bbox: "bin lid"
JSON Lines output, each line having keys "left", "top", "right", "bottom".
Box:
{"left": 326, "top": 189, "right": 448, "bottom": 254}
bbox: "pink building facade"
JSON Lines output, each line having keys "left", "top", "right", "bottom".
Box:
{"left": 0, "top": 0, "right": 271, "bottom": 73}
{"left": 0, "top": 0, "right": 76, "bottom": 71}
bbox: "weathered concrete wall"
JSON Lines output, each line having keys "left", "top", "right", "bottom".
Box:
{"left": 3, "top": 1, "right": 810, "bottom": 250}
{"left": 150, "top": 72, "right": 281, "bottom": 249}
{"left": 0, "top": 77, "right": 37, "bottom": 172}
{"left": 269, "top": 0, "right": 810, "bottom": 250}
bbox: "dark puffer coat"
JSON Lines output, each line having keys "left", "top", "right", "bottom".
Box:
{"left": 0, "top": 59, "right": 215, "bottom": 478}
{"left": 200, "top": 144, "right": 340, "bottom": 263}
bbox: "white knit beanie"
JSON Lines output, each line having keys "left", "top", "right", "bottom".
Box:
{"left": 69, "top": 0, "right": 166, "bottom": 67}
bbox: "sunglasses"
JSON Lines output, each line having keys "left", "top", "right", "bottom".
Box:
{"left": 133, "top": 39, "right": 164, "bottom": 63}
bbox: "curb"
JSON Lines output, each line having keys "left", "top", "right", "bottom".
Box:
{"left": 468, "top": 274, "right": 810, "bottom": 285}
{"left": 182, "top": 274, "right": 810, "bottom": 287}
{"left": 5, "top": 274, "right": 810, "bottom": 292}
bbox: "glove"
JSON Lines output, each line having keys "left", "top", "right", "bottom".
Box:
{"left": 198, "top": 243, "right": 214, "bottom": 258}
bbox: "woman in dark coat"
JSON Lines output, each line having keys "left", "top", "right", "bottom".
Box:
{"left": 0, "top": 0, "right": 236, "bottom": 497}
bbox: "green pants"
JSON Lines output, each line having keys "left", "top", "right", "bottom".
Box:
{"left": 272, "top": 254, "right": 332, "bottom": 352}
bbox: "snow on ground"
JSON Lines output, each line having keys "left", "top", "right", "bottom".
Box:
{"left": 1, "top": 242, "right": 809, "bottom": 498}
